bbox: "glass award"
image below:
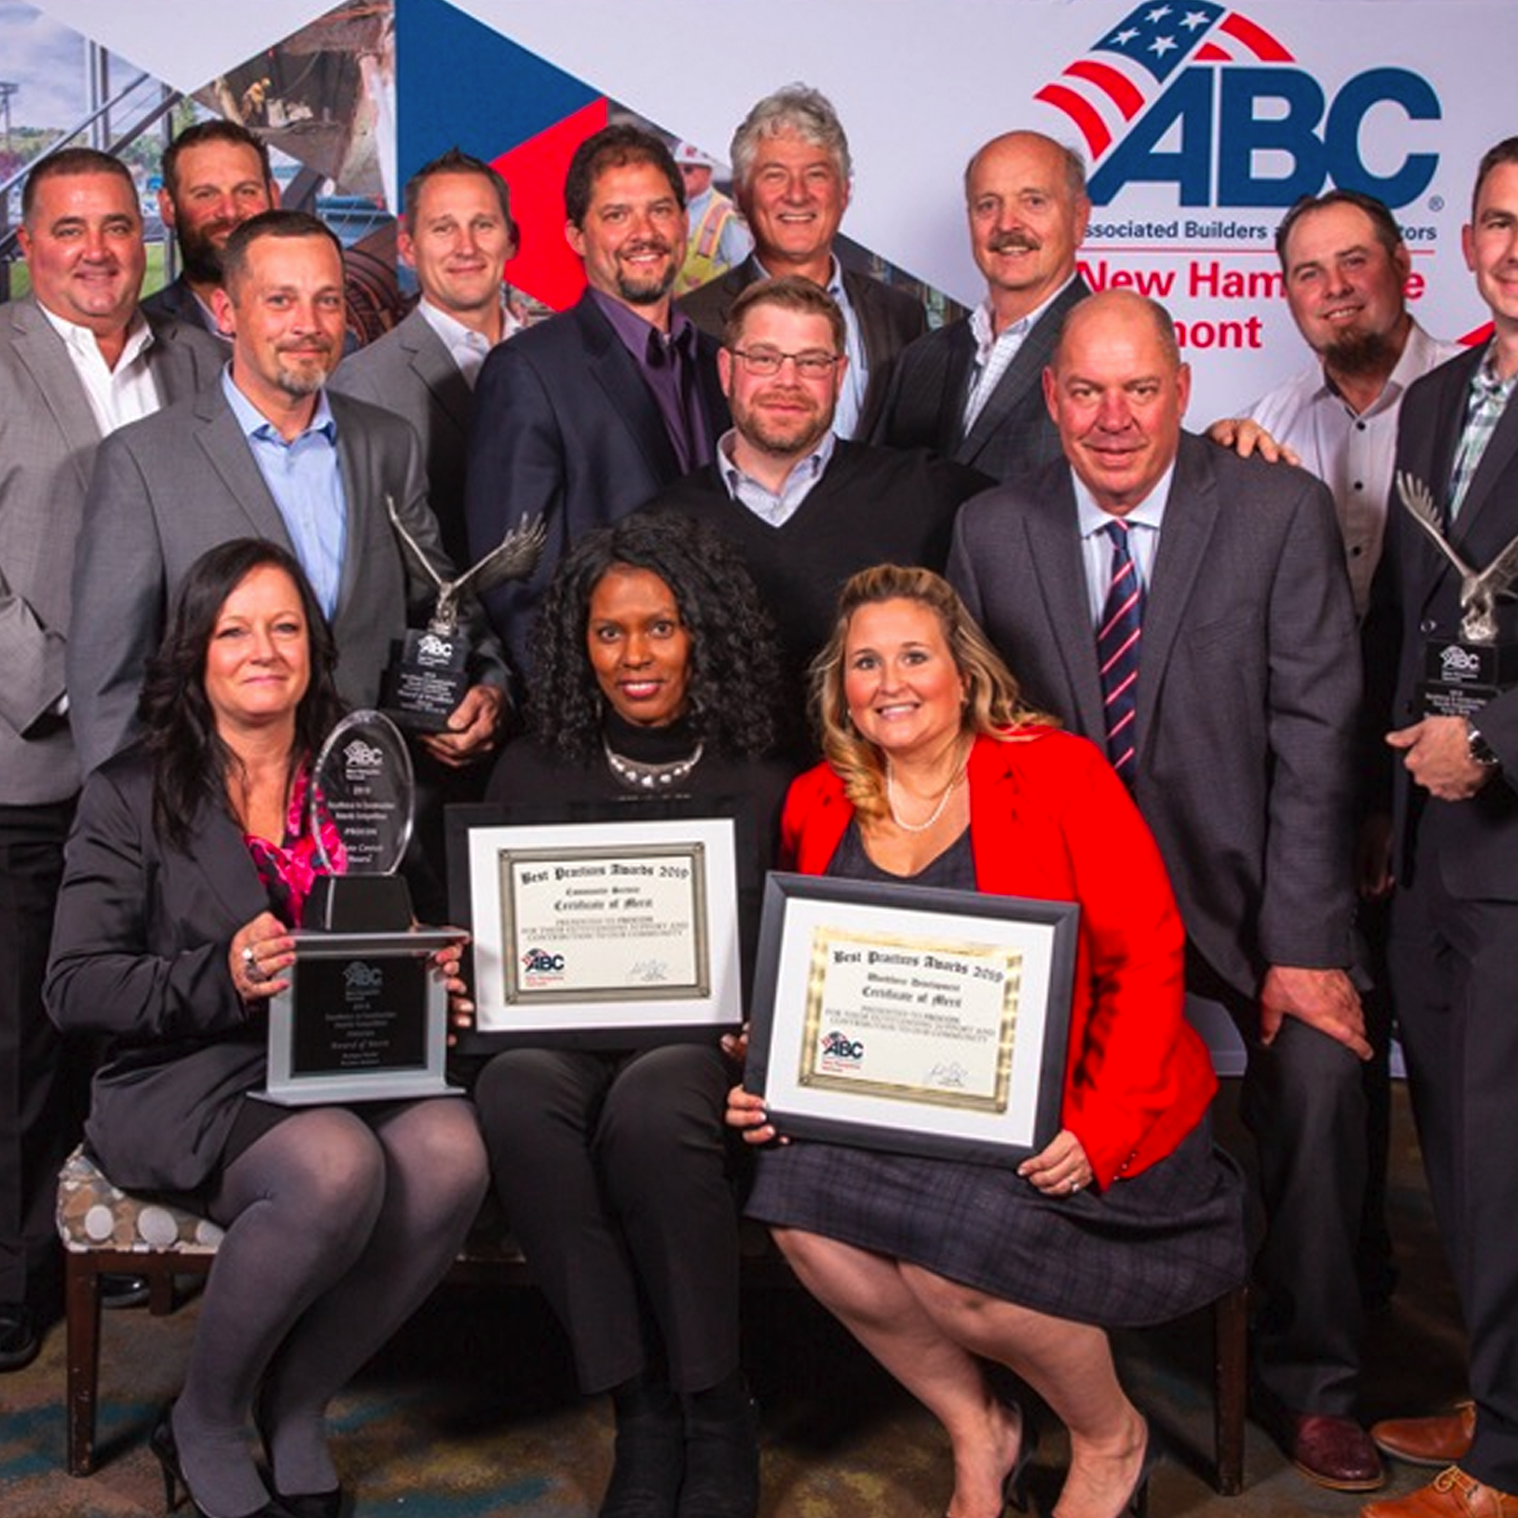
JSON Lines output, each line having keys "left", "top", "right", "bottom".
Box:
{"left": 257, "top": 709, "right": 461, "bottom": 1105}
{"left": 305, "top": 709, "right": 416, "bottom": 931}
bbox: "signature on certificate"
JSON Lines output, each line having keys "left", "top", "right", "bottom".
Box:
{"left": 925, "top": 1061, "right": 969, "bottom": 1090}
{"left": 628, "top": 958, "right": 670, "bottom": 984}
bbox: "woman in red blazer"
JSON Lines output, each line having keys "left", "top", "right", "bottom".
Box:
{"left": 729, "top": 566, "right": 1244, "bottom": 1518}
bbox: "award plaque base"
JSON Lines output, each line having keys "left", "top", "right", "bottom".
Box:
{"left": 306, "top": 874, "right": 414, "bottom": 933}
{"left": 382, "top": 630, "right": 470, "bottom": 732}
{"left": 253, "top": 927, "right": 464, "bottom": 1106}
{"left": 1420, "top": 639, "right": 1518, "bottom": 719}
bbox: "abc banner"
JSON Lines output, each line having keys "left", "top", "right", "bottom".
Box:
{"left": 24, "top": 0, "right": 1514, "bottom": 412}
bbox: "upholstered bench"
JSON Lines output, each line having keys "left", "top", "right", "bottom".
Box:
{"left": 57, "top": 1148, "right": 1248, "bottom": 1493}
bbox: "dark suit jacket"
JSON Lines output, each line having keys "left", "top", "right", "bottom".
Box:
{"left": 140, "top": 275, "right": 224, "bottom": 339}
{"left": 329, "top": 305, "right": 475, "bottom": 566}
{"left": 0, "top": 297, "right": 223, "bottom": 804}
{"left": 678, "top": 255, "right": 927, "bottom": 439}
{"left": 1364, "top": 346, "right": 1518, "bottom": 897}
{"left": 68, "top": 383, "right": 503, "bottom": 776}
{"left": 949, "top": 432, "right": 1361, "bottom": 998}
{"left": 871, "top": 277, "right": 1090, "bottom": 482}
{"left": 464, "top": 292, "right": 728, "bottom": 676}
{"left": 45, "top": 748, "right": 270, "bottom": 1192}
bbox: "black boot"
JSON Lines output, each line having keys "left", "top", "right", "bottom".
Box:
{"left": 600, "top": 1379, "right": 685, "bottom": 1518}
{"left": 677, "top": 1376, "right": 759, "bottom": 1518}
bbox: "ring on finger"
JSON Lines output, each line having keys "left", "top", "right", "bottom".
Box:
{"left": 241, "top": 946, "right": 265, "bottom": 984}
{"left": 1068, "top": 1177, "right": 1082, "bottom": 1193}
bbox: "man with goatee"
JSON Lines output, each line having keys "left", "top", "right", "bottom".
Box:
{"left": 464, "top": 125, "right": 729, "bottom": 679}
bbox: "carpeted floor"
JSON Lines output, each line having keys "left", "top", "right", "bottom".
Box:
{"left": 0, "top": 1082, "right": 1470, "bottom": 1517}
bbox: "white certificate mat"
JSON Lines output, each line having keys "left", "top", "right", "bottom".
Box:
{"left": 747, "top": 874, "right": 1077, "bottom": 1165}
{"left": 467, "top": 817, "right": 742, "bottom": 1041}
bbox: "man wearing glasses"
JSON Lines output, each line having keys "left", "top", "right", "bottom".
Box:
{"left": 642, "top": 277, "right": 989, "bottom": 748}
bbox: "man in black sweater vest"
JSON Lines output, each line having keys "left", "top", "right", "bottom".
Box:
{"left": 640, "top": 276, "right": 990, "bottom": 747}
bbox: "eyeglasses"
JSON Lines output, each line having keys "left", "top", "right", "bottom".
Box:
{"left": 728, "top": 346, "right": 842, "bottom": 379}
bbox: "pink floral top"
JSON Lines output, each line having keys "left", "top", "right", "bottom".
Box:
{"left": 243, "top": 765, "right": 346, "bottom": 928}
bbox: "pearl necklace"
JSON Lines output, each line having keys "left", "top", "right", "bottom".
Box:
{"left": 603, "top": 736, "right": 705, "bottom": 791}
{"left": 885, "top": 754, "right": 965, "bottom": 834}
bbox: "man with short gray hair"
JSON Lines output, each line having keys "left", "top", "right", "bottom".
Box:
{"left": 678, "top": 84, "right": 925, "bottom": 439}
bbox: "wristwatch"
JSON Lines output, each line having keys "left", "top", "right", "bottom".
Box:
{"left": 1465, "top": 720, "right": 1501, "bottom": 770}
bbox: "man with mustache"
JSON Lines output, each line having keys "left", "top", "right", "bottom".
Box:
{"left": 873, "top": 130, "right": 1092, "bottom": 483}
{"left": 640, "top": 276, "right": 988, "bottom": 746}
{"left": 142, "top": 119, "right": 278, "bottom": 340}
{"left": 68, "top": 211, "right": 506, "bottom": 780}
{"left": 464, "top": 124, "right": 728, "bottom": 680}
{"left": 679, "top": 85, "right": 926, "bottom": 440}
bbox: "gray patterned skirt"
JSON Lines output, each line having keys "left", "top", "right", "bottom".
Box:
{"left": 745, "top": 1116, "right": 1247, "bottom": 1327}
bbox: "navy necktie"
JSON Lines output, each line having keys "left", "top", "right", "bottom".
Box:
{"left": 1097, "top": 519, "right": 1145, "bottom": 780}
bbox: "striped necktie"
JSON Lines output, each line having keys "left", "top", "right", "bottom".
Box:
{"left": 1097, "top": 519, "right": 1144, "bottom": 780}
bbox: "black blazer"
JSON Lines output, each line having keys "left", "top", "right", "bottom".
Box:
{"left": 1365, "top": 345, "right": 1518, "bottom": 896}
{"left": 46, "top": 750, "right": 271, "bottom": 1193}
{"left": 464, "top": 292, "right": 729, "bottom": 676}
{"left": 872, "top": 278, "right": 1091, "bottom": 482}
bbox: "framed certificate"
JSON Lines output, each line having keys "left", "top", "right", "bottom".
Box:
{"left": 454, "top": 813, "right": 744, "bottom": 1046}
{"left": 746, "top": 874, "right": 1077, "bottom": 1165}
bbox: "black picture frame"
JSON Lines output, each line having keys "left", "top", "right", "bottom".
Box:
{"left": 745, "top": 873, "right": 1077, "bottom": 1166}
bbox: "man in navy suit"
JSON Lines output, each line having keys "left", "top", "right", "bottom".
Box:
{"left": 1361, "top": 137, "right": 1518, "bottom": 1518}
{"left": 463, "top": 125, "right": 728, "bottom": 679}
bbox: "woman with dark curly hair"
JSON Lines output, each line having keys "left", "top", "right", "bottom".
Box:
{"left": 47, "top": 540, "right": 489, "bottom": 1518}
{"left": 467, "top": 514, "right": 793, "bottom": 1518}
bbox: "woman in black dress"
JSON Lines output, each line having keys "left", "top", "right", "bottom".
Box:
{"left": 467, "top": 515, "right": 793, "bottom": 1518}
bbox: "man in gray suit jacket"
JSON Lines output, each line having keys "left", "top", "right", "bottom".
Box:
{"left": 950, "top": 291, "right": 1383, "bottom": 1492}
{"left": 331, "top": 149, "right": 521, "bottom": 567}
{"left": 873, "top": 131, "right": 1091, "bottom": 482}
{"left": 677, "top": 85, "right": 926, "bottom": 440}
{"left": 69, "top": 210, "right": 506, "bottom": 782}
{"left": 1, "top": 148, "right": 222, "bottom": 1367}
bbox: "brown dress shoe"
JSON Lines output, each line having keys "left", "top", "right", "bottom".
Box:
{"left": 1362, "top": 1465, "right": 1518, "bottom": 1518}
{"left": 1270, "top": 1409, "right": 1386, "bottom": 1491}
{"left": 1374, "top": 1405, "right": 1478, "bottom": 1467}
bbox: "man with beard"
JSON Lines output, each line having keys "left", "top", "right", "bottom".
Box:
{"left": 640, "top": 276, "right": 989, "bottom": 745}
{"left": 872, "top": 131, "right": 1091, "bottom": 481}
{"left": 68, "top": 211, "right": 506, "bottom": 777}
{"left": 1218, "top": 191, "right": 1460, "bottom": 618}
{"left": 464, "top": 125, "right": 728, "bottom": 679}
{"left": 142, "top": 119, "right": 278, "bottom": 340}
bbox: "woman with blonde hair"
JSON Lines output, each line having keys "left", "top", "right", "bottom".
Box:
{"left": 730, "top": 565, "right": 1244, "bottom": 1518}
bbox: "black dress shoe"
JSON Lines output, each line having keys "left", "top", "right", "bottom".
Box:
{"left": 101, "top": 1272, "right": 151, "bottom": 1309}
{"left": 601, "top": 1383, "right": 685, "bottom": 1518}
{"left": 0, "top": 1302, "right": 40, "bottom": 1372}
{"left": 272, "top": 1489, "right": 345, "bottom": 1518}
{"left": 677, "top": 1391, "right": 759, "bottom": 1518}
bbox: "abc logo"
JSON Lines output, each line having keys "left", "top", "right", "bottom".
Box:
{"left": 522, "top": 949, "right": 565, "bottom": 973}
{"left": 822, "top": 1032, "right": 865, "bottom": 1060}
{"left": 1091, "top": 67, "right": 1439, "bottom": 208}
